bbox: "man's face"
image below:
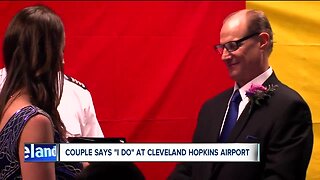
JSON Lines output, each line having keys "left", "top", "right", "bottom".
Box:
{"left": 219, "top": 15, "right": 262, "bottom": 87}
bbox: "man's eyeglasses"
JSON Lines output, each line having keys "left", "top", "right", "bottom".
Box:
{"left": 214, "top": 32, "right": 260, "bottom": 55}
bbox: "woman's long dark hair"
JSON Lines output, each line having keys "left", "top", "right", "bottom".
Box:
{"left": 0, "top": 5, "right": 66, "bottom": 139}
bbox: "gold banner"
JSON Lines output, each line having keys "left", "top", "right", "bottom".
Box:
{"left": 247, "top": 2, "right": 320, "bottom": 179}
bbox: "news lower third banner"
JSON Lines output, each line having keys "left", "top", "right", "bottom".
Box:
{"left": 24, "top": 143, "right": 260, "bottom": 162}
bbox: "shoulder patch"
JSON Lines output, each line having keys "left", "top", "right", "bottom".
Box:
{"left": 64, "top": 75, "right": 87, "bottom": 90}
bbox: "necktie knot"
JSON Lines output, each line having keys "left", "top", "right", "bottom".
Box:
{"left": 231, "top": 90, "right": 241, "bottom": 104}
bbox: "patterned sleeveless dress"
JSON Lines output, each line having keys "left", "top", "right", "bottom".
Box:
{"left": 0, "top": 105, "right": 82, "bottom": 179}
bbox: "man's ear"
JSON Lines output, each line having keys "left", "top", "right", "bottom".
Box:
{"left": 258, "top": 32, "right": 270, "bottom": 50}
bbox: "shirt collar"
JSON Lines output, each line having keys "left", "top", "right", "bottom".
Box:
{"left": 233, "top": 67, "right": 273, "bottom": 100}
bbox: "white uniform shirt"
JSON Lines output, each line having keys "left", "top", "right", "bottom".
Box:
{"left": 0, "top": 68, "right": 104, "bottom": 138}
{"left": 0, "top": 68, "right": 5, "bottom": 90}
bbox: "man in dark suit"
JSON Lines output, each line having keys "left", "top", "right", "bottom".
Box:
{"left": 168, "top": 9, "right": 313, "bottom": 180}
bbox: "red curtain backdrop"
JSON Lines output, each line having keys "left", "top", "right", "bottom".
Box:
{"left": 0, "top": 1, "right": 244, "bottom": 179}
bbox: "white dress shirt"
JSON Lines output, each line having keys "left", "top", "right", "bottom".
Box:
{"left": 220, "top": 67, "right": 273, "bottom": 134}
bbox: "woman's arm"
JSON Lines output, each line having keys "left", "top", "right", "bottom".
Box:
{"left": 19, "top": 114, "right": 56, "bottom": 180}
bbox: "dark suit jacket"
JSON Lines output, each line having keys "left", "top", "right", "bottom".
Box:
{"left": 168, "top": 73, "right": 313, "bottom": 180}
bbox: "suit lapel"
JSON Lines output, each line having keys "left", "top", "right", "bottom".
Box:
{"left": 227, "top": 101, "right": 253, "bottom": 142}
{"left": 211, "top": 89, "right": 233, "bottom": 142}
{"left": 211, "top": 72, "right": 281, "bottom": 178}
{"left": 263, "top": 72, "right": 280, "bottom": 87}
{"left": 226, "top": 72, "right": 280, "bottom": 142}
{"left": 211, "top": 89, "right": 241, "bottom": 178}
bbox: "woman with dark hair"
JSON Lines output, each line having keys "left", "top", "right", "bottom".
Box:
{"left": 0, "top": 5, "right": 82, "bottom": 179}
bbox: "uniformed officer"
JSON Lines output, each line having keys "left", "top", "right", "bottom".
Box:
{"left": 0, "top": 68, "right": 104, "bottom": 138}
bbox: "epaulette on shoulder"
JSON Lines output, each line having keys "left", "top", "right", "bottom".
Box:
{"left": 64, "top": 75, "right": 87, "bottom": 90}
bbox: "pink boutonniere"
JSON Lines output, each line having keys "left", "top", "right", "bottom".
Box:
{"left": 245, "top": 84, "right": 278, "bottom": 106}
